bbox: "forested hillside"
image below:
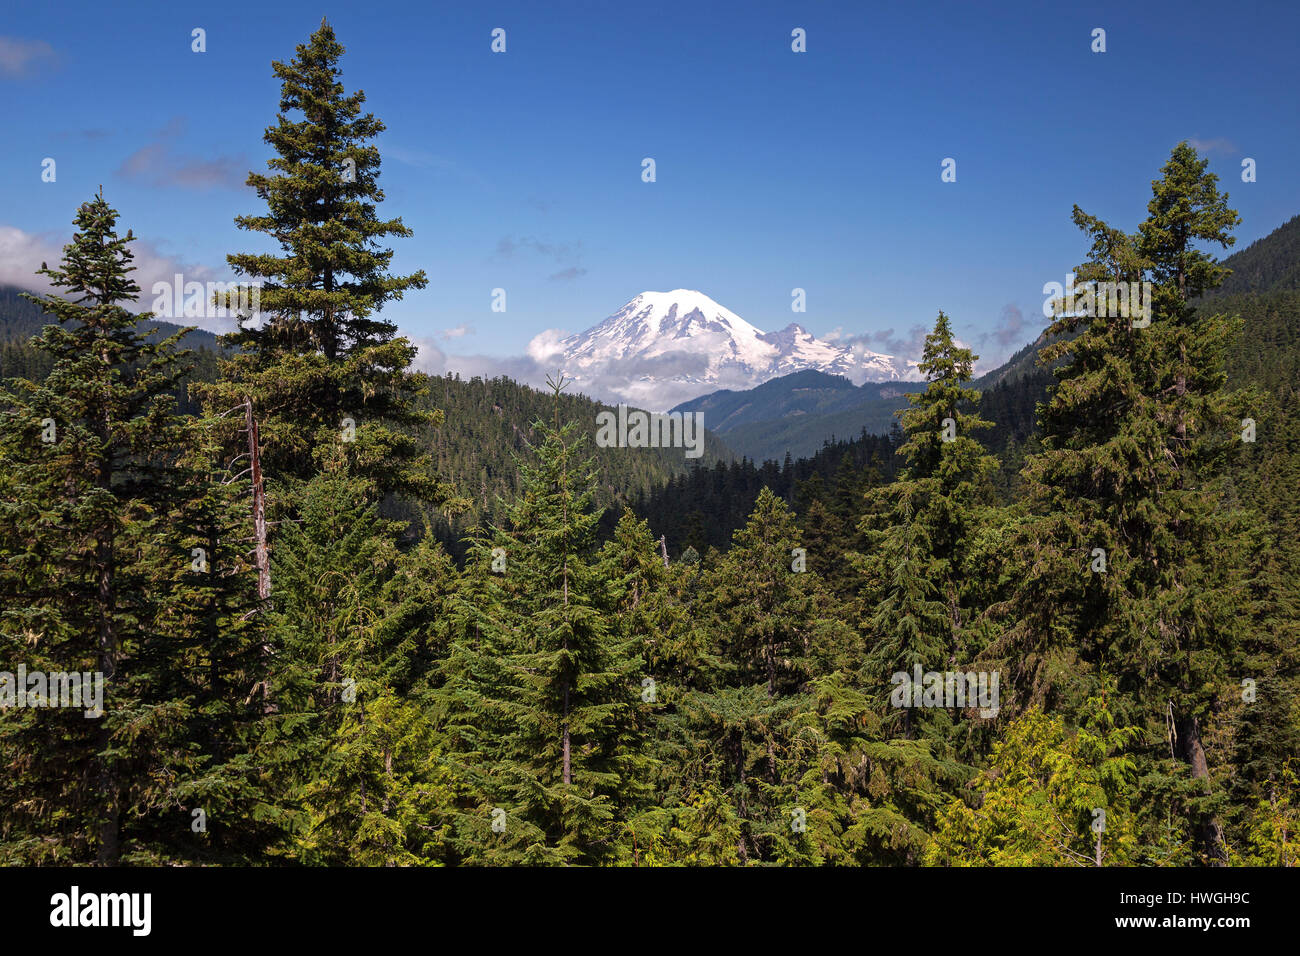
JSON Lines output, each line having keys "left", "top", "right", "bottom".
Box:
{"left": 671, "top": 369, "right": 924, "bottom": 462}
{"left": 0, "top": 285, "right": 222, "bottom": 414}
{"left": 633, "top": 427, "right": 903, "bottom": 556}
{"left": 1207, "top": 213, "right": 1300, "bottom": 297}
{"left": 2, "top": 21, "right": 1296, "bottom": 870}
{"left": 417, "top": 373, "right": 729, "bottom": 555}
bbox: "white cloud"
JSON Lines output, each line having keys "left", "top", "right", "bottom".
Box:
{"left": 409, "top": 337, "right": 448, "bottom": 374}
{"left": 525, "top": 328, "right": 570, "bottom": 363}
{"left": 0, "top": 223, "right": 234, "bottom": 333}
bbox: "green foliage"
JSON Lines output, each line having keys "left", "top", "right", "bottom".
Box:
{"left": 857, "top": 313, "right": 998, "bottom": 740}
{"left": 435, "top": 381, "right": 650, "bottom": 864}
{"left": 926, "top": 697, "right": 1142, "bottom": 866}
{"left": 996, "top": 142, "right": 1249, "bottom": 864}
{"left": 0, "top": 195, "right": 212, "bottom": 863}
{"left": 200, "top": 18, "right": 441, "bottom": 503}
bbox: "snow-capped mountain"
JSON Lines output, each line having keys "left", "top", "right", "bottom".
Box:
{"left": 542, "top": 289, "right": 912, "bottom": 410}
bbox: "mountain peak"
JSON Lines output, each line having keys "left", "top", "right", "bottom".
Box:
{"left": 627, "top": 289, "right": 725, "bottom": 311}
{"left": 555, "top": 290, "right": 911, "bottom": 409}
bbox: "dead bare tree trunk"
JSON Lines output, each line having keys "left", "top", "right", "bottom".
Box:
{"left": 93, "top": 359, "right": 120, "bottom": 865}
{"left": 562, "top": 569, "right": 571, "bottom": 786}
{"left": 659, "top": 534, "right": 669, "bottom": 569}
{"left": 245, "top": 398, "right": 272, "bottom": 712}
{"left": 94, "top": 535, "right": 119, "bottom": 866}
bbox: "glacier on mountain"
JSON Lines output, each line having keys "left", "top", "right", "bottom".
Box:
{"left": 535, "top": 289, "right": 916, "bottom": 409}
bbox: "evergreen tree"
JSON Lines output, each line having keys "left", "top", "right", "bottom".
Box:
{"left": 684, "top": 487, "right": 858, "bottom": 862}
{"left": 149, "top": 419, "right": 280, "bottom": 864}
{"left": 1001, "top": 142, "right": 1246, "bottom": 863}
{"left": 857, "top": 312, "right": 998, "bottom": 741}
{"left": 437, "top": 382, "right": 649, "bottom": 864}
{"left": 255, "top": 473, "right": 460, "bottom": 864}
{"left": 926, "top": 695, "right": 1142, "bottom": 866}
{"left": 202, "top": 18, "right": 441, "bottom": 503}
{"left": 0, "top": 194, "right": 195, "bottom": 864}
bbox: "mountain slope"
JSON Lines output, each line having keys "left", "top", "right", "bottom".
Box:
{"left": 0, "top": 284, "right": 222, "bottom": 351}
{"left": 0, "top": 284, "right": 224, "bottom": 414}
{"left": 1206, "top": 214, "right": 1300, "bottom": 297}
{"left": 671, "top": 369, "right": 925, "bottom": 462}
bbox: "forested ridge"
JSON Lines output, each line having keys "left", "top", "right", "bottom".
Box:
{"left": 1, "top": 21, "right": 1297, "bottom": 868}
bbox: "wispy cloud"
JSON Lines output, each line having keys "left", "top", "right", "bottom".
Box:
{"left": 0, "top": 223, "right": 234, "bottom": 333}
{"left": 386, "top": 144, "right": 492, "bottom": 190}
{"left": 548, "top": 266, "right": 587, "bottom": 281}
{"left": 972, "top": 303, "right": 1042, "bottom": 371}
{"left": 983, "top": 303, "right": 1029, "bottom": 348}
{"left": 494, "top": 234, "right": 587, "bottom": 281}
{"left": 54, "top": 128, "right": 114, "bottom": 142}
{"left": 409, "top": 328, "right": 578, "bottom": 396}
{"left": 0, "top": 36, "right": 57, "bottom": 77}
{"left": 825, "top": 324, "right": 927, "bottom": 377}
{"left": 495, "top": 236, "right": 581, "bottom": 261}
{"left": 1188, "top": 136, "right": 1238, "bottom": 156}
{"left": 116, "top": 118, "right": 248, "bottom": 191}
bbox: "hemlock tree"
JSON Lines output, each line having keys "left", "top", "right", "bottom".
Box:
{"left": 437, "top": 384, "right": 649, "bottom": 864}
{"left": 0, "top": 195, "right": 195, "bottom": 864}
{"left": 1001, "top": 142, "right": 1246, "bottom": 864}
{"left": 925, "top": 696, "right": 1142, "bottom": 867}
{"left": 857, "top": 312, "right": 998, "bottom": 741}
{"left": 205, "top": 18, "right": 442, "bottom": 502}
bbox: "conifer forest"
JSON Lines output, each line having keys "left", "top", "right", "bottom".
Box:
{"left": 2, "top": 7, "right": 1298, "bottom": 903}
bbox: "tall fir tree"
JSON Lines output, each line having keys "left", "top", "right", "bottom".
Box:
{"left": 202, "top": 18, "right": 443, "bottom": 504}
{"left": 1000, "top": 142, "right": 1246, "bottom": 863}
{"left": 857, "top": 311, "right": 998, "bottom": 742}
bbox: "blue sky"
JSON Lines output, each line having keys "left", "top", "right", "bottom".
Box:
{"left": 3, "top": 0, "right": 1298, "bottom": 373}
